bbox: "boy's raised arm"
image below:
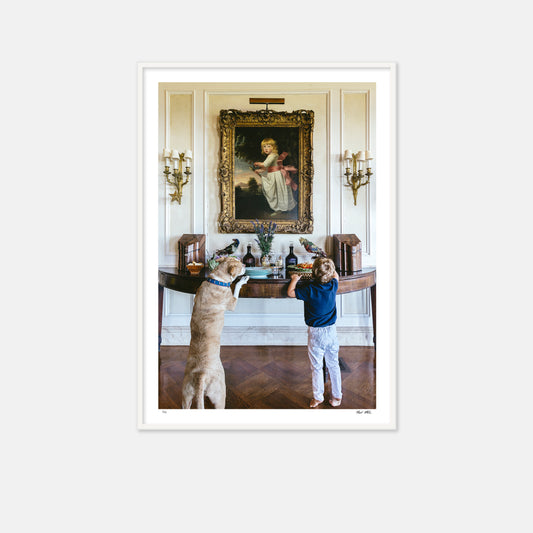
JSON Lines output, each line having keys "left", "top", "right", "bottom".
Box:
{"left": 287, "top": 274, "right": 301, "bottom": 298}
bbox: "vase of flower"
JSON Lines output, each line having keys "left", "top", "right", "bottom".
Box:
{"left": 260, "top": 253, "right": 272, "bottom": 267}
{"left": 252, "top": 220, "right": 276, "bottom": 266}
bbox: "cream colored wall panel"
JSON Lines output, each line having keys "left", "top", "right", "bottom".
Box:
{"left": 342, "top": 289, "right": 368, "bottom": 315}
{"left": 168, "top": 94, "right": 192, "bottom": 150}
{"left": 232, "top": 296, "right": 302, "bottom": 315}
{"left": 167, "top": 288, "right": 193, "bottom": 317}
{"left": 342, "top": 185, "right": 369, "bottom": 247}
{"left": 166, "top": 93, "right": 193, "bottom": 259}
{"left": 339, "top": 90, "right": 375, "bottom": 320}
{"left": 161, "top": 92, "right": 195, "bottom": 312}
{"left": 343, "top": 93, "right": 367, "bottom": 150}
{"left": 342, "top": 91, "right": 369, "bottom": 252}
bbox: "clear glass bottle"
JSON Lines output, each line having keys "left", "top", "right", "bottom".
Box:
{"left": 285, "top": 242, "right": 298, "bottom": 268}
{"left": 242, "top": 244, "right": 255, "bottom": 267}
{"left": 270, "top": 254, "right": 283, "bottom": 276}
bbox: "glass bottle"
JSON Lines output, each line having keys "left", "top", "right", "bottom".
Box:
{"left": 271, "top": 254, "right": 283, "bottom": 277}
{"left": 285, "top": 242, "right": 298, "bottom": 268}
{"left": 242, "top": 244, "right": 256, "bottom": 267}
{"left": 261, "top": 253, "right": 271, "bottom": 268}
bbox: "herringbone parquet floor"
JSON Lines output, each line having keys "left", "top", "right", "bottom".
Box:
{"left": 159, "top": 345, "right": 376, "bottom": 409}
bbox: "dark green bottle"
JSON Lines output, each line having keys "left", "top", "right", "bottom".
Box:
{"left": 285, "top": 242, "right": 298, "bottom": 268}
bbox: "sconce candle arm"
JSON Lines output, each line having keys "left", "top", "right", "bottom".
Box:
{"left": 182, "top": 166, "right": 191, "bottom": 187}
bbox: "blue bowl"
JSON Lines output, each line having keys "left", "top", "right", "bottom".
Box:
{"left": 245, "top": 267, "right": 271, "bottom": 278}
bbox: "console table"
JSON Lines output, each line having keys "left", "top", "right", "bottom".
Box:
{"left": 158, "top": 267, "right": 376, "bottom": 349}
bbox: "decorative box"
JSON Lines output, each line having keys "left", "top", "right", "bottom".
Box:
{"left": 332, "top": 234, "right": 362, "bottom": 274}
{"left": 178, "top": 234, "right": 206, "bottom": 272}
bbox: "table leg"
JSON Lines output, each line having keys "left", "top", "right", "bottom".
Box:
{"left": 370, "top": 284, "right": 376, "bottom": 365}
{"left": 158, "top": 284, "right": 164, "bottom": 358}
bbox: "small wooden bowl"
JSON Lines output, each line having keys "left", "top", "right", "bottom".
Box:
{"left": 186, "top": 263, "right": 204, "bottom": 275}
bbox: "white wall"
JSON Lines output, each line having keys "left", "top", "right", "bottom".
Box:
{"left": 2, "top": 1, "right": 533, "bottom": 533}
{"left": 159, "top": 83, "right": 376, "bottom": 345}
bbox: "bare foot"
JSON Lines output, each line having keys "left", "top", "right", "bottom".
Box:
{"left": 329, "top": 397, "right": 342, "bottom": 407}
{"left": 310, "top": 399, "right": 323, "bottom": 408}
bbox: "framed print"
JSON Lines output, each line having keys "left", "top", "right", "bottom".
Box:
{"left": 218, "top": 109, "right": 314, "bottom": 234}
{"left": 138, "top": 62, "right": 397, "bottom": 430}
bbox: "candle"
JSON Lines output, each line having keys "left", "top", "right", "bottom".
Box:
{"left": 163, "top": 147, "right": 171, "bottom": 166}
{"left": 171, "top": 149, "right": 180, "bottom": 170}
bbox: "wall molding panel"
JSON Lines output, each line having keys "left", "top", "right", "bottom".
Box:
{"left": 162, "top": 90, "right": 195, "bottom": 259}
{"left": 162, "top": 325, "right": 373, "bottom": 347}
{"left": 340, "top": 89, "right": 374, "bottom": 256}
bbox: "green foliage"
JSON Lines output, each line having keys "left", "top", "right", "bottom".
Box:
{"left": 247, "top": 176, "right": 260, "bottom": 195}
{"left": 252, "top": 219, "right": 277, "bottom": 255}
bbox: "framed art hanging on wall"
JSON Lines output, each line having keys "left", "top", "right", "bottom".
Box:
{"left": 138, "top": 62, "right": 397, "bottom": 430}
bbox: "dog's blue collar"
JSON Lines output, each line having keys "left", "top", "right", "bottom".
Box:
{"left": 207, "top": 278, "right": 231, "bottom": 287}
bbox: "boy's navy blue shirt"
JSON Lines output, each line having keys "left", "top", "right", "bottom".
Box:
{"left": 294, "top": 278, "right": 338, "bottom": 327}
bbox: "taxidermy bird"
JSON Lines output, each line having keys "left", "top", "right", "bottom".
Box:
{"left": 299, "top": 237, "right": 327, "bottom": 258}
{"left": 216, "top": 238, "right": 240, "bottom": 256}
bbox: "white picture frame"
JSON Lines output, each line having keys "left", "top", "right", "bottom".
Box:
{"left": 138, "top": 62, "right": 397, "bottom": 430}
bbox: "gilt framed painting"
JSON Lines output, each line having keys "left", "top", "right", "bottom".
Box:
{"left": 218, "top": 109, "right": 314, "bottom": 234}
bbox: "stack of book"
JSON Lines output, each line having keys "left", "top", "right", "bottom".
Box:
{"left": 177, "top": 234, "right": 206, "bottom": 272}
{"left": 332, "top": 234, "right": 362, "bottom": 274}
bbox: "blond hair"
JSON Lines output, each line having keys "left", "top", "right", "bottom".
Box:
{"left": 261, "top": 138, "right": 278, "bottom": 154}
{"left": 312, "top": 257, "right": 336, "bottom": 284}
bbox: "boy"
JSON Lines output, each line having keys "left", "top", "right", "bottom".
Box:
{"left": 287, "top": 257, "right": 341, "bottom": 408}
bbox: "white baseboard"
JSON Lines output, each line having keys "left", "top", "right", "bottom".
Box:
{"left": 161, "top": 326, "right": 373, "bottom": 346}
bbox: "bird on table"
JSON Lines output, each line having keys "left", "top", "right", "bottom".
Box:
{"left": 299, "top": 237, "right": 327, "bottom": 258}
{"left": 216, "top": 238, "right": 240, "bottom": 256}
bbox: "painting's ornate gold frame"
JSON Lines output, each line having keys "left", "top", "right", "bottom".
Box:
{"left": 217, "top": 109, "right": 314, "bottom": 233}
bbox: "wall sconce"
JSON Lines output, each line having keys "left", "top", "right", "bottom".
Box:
{"left": 162, "top": 148, "right": 192, "bottom": 204}
{"left": 343, "top": 150, "right": 373, "bottom": 205}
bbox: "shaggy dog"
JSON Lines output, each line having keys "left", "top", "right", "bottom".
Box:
{"left": 182, "top": 257, "right": 249, "bottom": 409}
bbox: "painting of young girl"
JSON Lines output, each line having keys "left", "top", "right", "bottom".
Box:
{"left": 234, "top": 128, "right": 299, "bottom": 221}
{"left": 253, "top": 137, "right": 297, "bottom": 216}
{"left": 218, "top": 109, "right": 313, "bottom": 234}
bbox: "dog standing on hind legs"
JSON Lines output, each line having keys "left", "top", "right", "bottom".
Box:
{"left": 182, "top": 257, "right": 249, "bottom": 409}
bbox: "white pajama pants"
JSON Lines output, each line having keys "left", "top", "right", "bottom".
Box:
{"left": 307, "top": 324, "right": 342, "bottom": 402}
